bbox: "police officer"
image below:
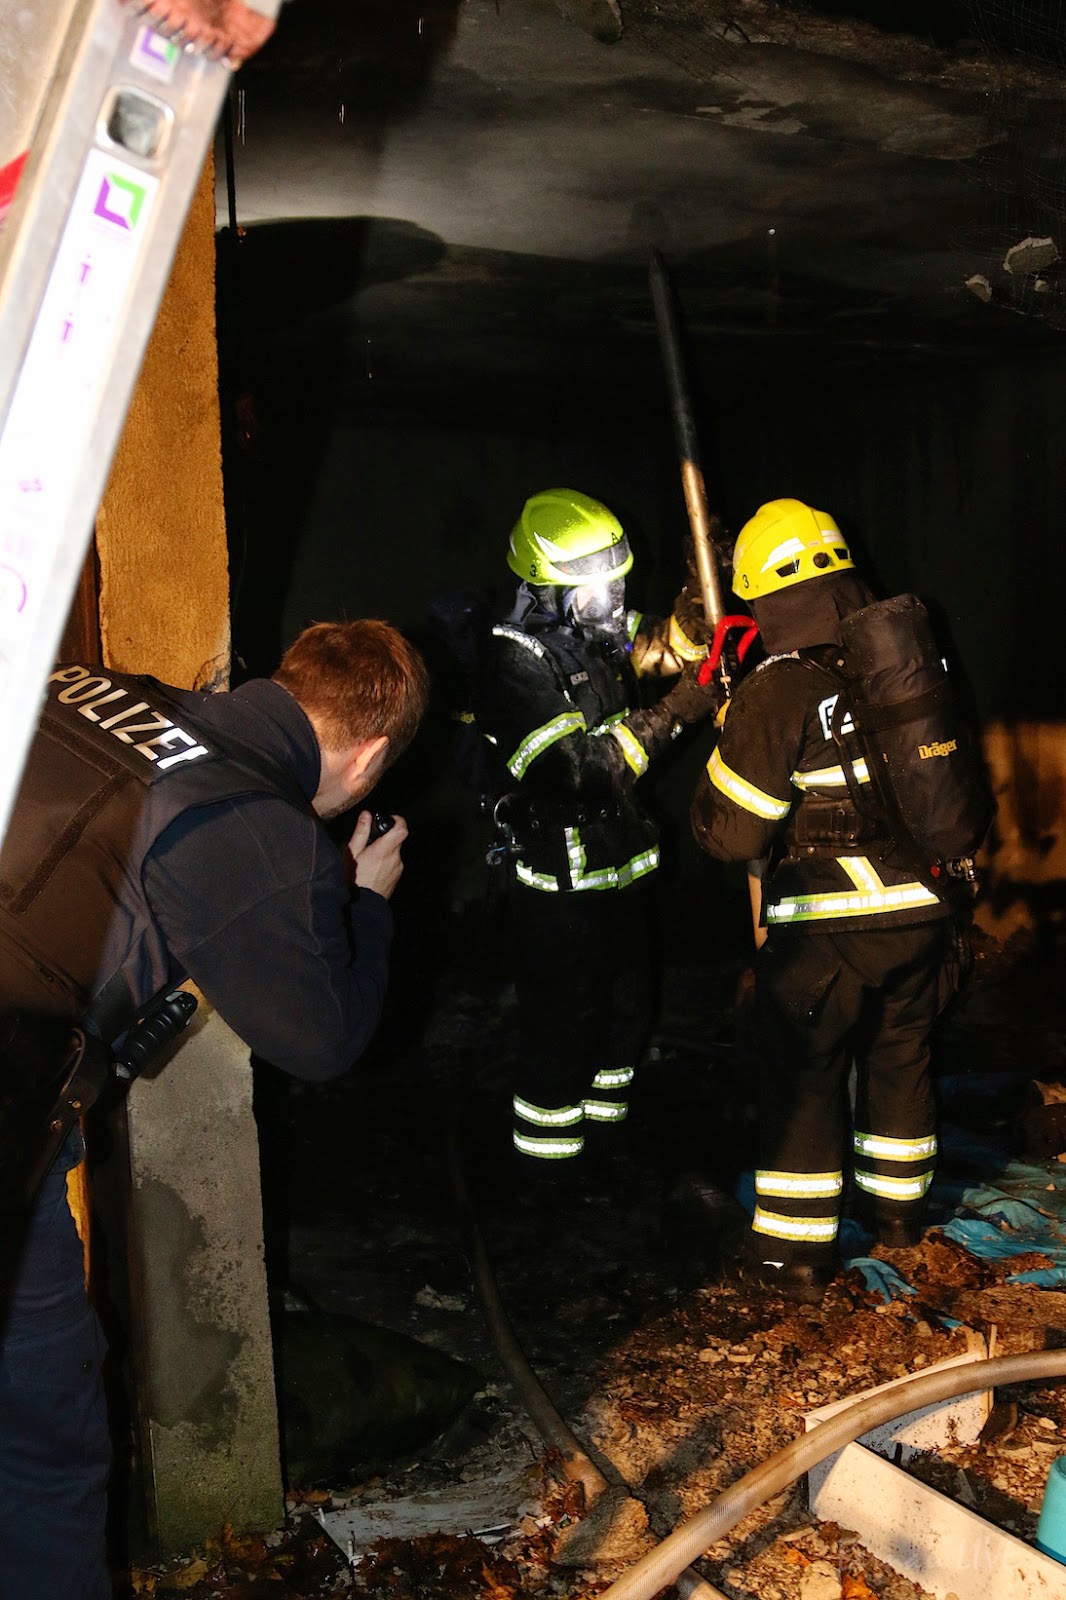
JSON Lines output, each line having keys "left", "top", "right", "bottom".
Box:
{"left": 0, "top": 619, "right": 428, "bottom": 1600}
{"left": 472, "top": 488, "right": 719, "bottom": 1183}
{"left": 691, "top": 499, "right": 957, "bottom": 1303}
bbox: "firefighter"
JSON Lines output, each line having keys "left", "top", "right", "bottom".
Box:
{"left": 0, "top": 620, "right": 428, "bottom": 1600}
{"left": 691, "top": 499, "right": 957, "bottom": 1304}
{"left": 472, "top": 488, "right": 720, "bottom": 1184}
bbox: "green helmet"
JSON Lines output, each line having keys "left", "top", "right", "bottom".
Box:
{"left": 507, "top": 488, "right": 633, "bottom": 586}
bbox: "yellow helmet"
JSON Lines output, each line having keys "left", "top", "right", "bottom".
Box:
{"left": 732, "top": 498, "right": 854, "bottom": 600}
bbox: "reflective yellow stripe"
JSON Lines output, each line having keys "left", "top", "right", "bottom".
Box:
{"left": 513, "top": 1130, "right": 584, "bottom": 1160}
{"left": 516, "top": 863, "right": 561, "bottom": 891}
{"left": 626, "top": 609, "right": 643, "bottom": 642}
{"left": 767, "top": 858, "right": 938, "bottom": 924}
{"left": 584, "top": 1100, "right": 628, "bottom": 1122}
{"left": 767, "top": 884, "right": 938, "bottom": 923}
{"left": 615, "top": 847, "right": 659, "bottom": 888}
{"left": 564, "top": 826, "right": 588, "bottom": 889}
{"left": 855, "top": 1170, "right": 933, "bottom": 1201}
{"left": 667, "top": 613, "right": 707, "bottom": 663}
{"left": 610, "top": 722, "right": 650, "bottom": 776}
{"left": 591, "top": 1066, "right": 635, "bottom": 1090}
{"left": 590, "top": 711, "right": 627, "bottom": 733}
{"left": 513, "top": 1095, "right": 584, "bottom": 1128}
{"left": 839, "top": 856, "right": 883, "bottom": 893}
{"left": 755, "top": 1169, "right": 843, "bottom": 1199}
{"left": 753, "top": 1207, "right": 839, "bottom": 1243}
{"left": 792, "top": 759, "right": 870, "bottom": 790}
{"left": 508, "top": 710, "right": 586, "bottom": 778}
{"left": 516, "top": 846, "right": 660, "bottom": 894}
{"left": 707, "top": 747, "right": 791, "bottom": 822}
{"left": 854, "top": 1131, "right": 937, "bottom": 1162}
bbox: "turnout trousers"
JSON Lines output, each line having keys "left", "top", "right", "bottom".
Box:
{"left": 749, "top": 919, "right": 951, "bottom": 1265}
{"left": 508, "top": 881, "right": 653, "bottom": 1164}
{"left": 0, "top": 1143, "right": 110, "bottom": 1600}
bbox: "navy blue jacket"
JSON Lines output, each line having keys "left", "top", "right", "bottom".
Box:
{"left": 0, "top": 667, "right": 392, "bottom": 1081}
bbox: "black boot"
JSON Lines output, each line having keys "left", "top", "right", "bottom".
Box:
{"left": 750, "top": 1258, "right": 835, "bottom": 1306}
{"left": 876, "top": 1210, "right": 926, "bottom": 1249}
{"left": 730, "top": 1231, "right": 837, "bottom": 1305}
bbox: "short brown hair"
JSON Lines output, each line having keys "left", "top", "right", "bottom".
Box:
{"left": 273, "top": 620, "right": 428, "bottom": 755}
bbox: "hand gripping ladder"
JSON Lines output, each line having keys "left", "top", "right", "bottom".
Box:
{"left": 0, "top": 0, "right": 279, "bottom": 848}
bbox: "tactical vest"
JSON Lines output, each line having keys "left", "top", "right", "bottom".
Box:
{"left": 0, "top": 665, "right": 309, "bottom": 1034}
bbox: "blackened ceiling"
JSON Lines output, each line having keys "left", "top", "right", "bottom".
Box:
{"left": 218, "top": 0, "right": 1066, "bottom": 414}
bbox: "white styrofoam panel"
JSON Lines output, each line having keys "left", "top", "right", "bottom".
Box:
{"left": 808, "top": 1441, "right": 1065, "bottom": 1599}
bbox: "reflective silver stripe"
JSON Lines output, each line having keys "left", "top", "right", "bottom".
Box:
{"left": 792, "top": 759, "right": 870, "bottom": 790}
{"left": 584, "top": 1100, "right": 628, "bottom": 1122}
{"left": 752, "top": 1207, "right": 839, "bottom": 1243}
{"left": 564, "top": 826, "right": 588, "bottom": 890}
{"left": 516, "top": 862, "right": 560, "bottom": 891}
{"left": 590, "top": 1066, "right": 635, "bottom": 1090}
{"left": 616, "top": 847, "right": 659, "bottom": 887}
{"left": 767, "top": 855, "right": 938, "bottom": 924}
{"left": 840, "top": 856, "right": 883, "bottom": 893}
{"left": 517, "top": 847, "right": 660, "bottom": 894}
{"left": 707, "top": 747, "right": 791, "bottom": 822}
{"left": 507, "top": 710, "right": 585, "bottom": 779}
{"left": 755, "top": 1169, "right": 843, "bottom": 1199}
{"left": 513, "top": 1095, "right": 583, "bottom": 1128}
{"left": 667, "top": 613, "right": 706, "bottom": 663}
{"left": 854, "top": 1131, "right": 937, "bottom": 1162}
{"left": 610, "top": 722, "right": 649, "bottom": 776}
{"left": 589, "top": 712, "right": 627, "bottom": 734}
{"left": 492, "top": 624, "right": 547, "bottom": 659}
{"left": 513, "top": 1130, "right": 584, "bottom": 1160}
{"left": 854, "top": 1170, "right": 933, "bottom": 1202}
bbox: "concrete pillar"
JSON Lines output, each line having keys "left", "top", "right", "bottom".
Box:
{"left": 125, "top": 1005, "right": 282, "bottom": 1547}
{"left": 95, "top": 153, "right": 283, "bottom": 1548}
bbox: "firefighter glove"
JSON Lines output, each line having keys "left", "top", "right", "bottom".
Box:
{"left": 669, "top": 586, "right": 713, "bottom": 656}
{"left": 659, "top": 664, "right": 725, "bottom": 726}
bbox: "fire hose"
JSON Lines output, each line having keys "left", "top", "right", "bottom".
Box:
{"left": 450, "top": 1124, "right": 1066, "bottom": 1597}
{"left": 447, "top": 1131, "right": 730, "bottom": 1600}
{"left": 595, "top": 1347, "right": 1066, "bottom": 1600}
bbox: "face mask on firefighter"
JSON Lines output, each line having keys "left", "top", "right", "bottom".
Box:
{"left": 568, "top": 577, "right": 626, "bottom": 635}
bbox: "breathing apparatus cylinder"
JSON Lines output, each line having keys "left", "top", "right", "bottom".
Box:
{"left": 835, "top": 595, "right": 994, "bottom": 877}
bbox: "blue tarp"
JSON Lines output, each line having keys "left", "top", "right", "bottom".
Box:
{"left": 734, "top": 1074, "right": 1066, "bottom": 1305}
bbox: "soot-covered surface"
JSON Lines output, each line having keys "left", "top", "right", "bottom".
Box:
{"left": 125, "top": 906, "right": 1066, "bottom": 1598}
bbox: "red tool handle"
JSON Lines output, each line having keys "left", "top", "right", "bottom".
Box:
{"left": 697, "top": 616, "right": 760, "bottom": 685}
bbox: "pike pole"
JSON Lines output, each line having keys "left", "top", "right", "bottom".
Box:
{"left": 648, "top": 251, "right": 733, "bottom": 693}
{"left": 648, "top": 251, "right": 767, "bottom": 948}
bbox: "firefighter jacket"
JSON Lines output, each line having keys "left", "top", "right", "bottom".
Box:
{"left": 0, "top": 664, "right": 393, "bottom": 1080}
{"left": 473, "top": 610, "right": 680, "bottom": 893}
{"left": 691, "top": 649, "right": 951, "bottom": 933}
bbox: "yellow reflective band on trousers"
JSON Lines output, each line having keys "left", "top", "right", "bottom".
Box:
{"left": 766, "top": 856, "right": 939, "bottom": 924}
{"left": 516, "top": 844, "right": 660, "bottom": 894}
{"left": 609, "top": 721, "right": 650, "bottom": 776}
{"left": 755, "top": 1169, "right": 843, "bottom": 1199}
{"left": 792, "top": 759, "right": 870, "bottom": 789}
{"left": 590, "top": 1066, "right": 635, "bottom": 1091}
{"left": 513, "top": 1094, "right": 583, "bottom": 1128}
{"left": 584, "top": 1098, "right": 628, "bottom": 1122}
{"left": 753, "top": 1207, "right": 839, "bottom": 1244}
{"left": 853, "top": 1131, "right": 937, "bottom": 1162}
{"left": 854, "top": 1169, "right": 933, "bottom": 1201}
{"left": 584, "top": 1064, "right": 634, "bottom": 1123}
{"left": 507, "top": 709, "right": 585, "bottom": 779}
{"left": 513, "top": 1130, "right": 584, "bottom": 1160}
{"left": 707, "top": 747, "right": 791, "bottom": 821}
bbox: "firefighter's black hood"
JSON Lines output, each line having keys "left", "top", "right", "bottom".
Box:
{"left": 750, "top": 571, "right": 877, "bottom": 656}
